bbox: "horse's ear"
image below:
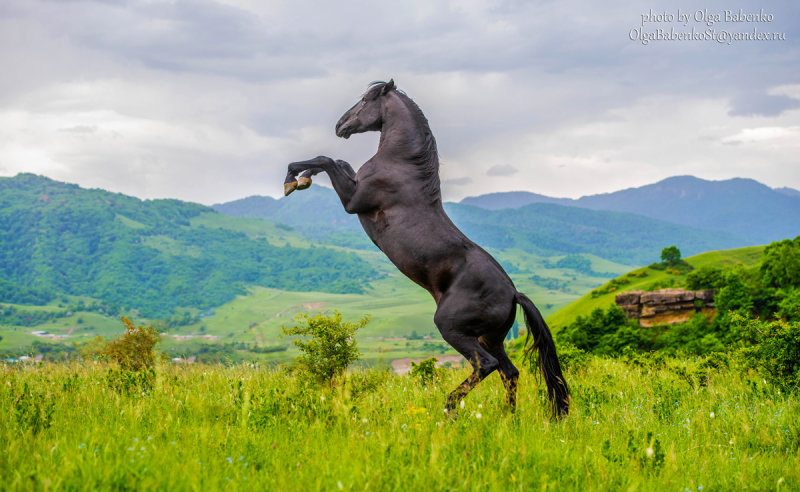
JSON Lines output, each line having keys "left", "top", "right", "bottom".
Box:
{"left": 382, "top": 79, "right": 395, "bottom": 94}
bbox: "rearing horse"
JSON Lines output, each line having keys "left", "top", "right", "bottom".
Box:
{"left": 284, "top": 80, "right": 569, "bottom": 416}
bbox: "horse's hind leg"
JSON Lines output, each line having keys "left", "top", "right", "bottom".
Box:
{"left": 434, "top": 317, "right": 499, "bottom": 412}
{"left": 483, "top": 340, "right": 520, "bottom": 411}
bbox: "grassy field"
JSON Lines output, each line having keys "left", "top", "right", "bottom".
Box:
{"left": 545, "top": 245, "right": 765, "bottom": 331}
{"left": 2, "top": 355, "right": 798, "bottom": 490}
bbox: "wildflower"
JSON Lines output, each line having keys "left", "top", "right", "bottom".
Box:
{"left": 475, "top": 413, "right": 482, "bottom": 419}
{"left": 710, "top": 412, "right": 715, "bottom": 418}
{"left": 362, "top": 418, "right": 368, "bottom": 423}
{"left": 227, "top": 457, "right": 233, "bottom": 464}
{"left": 646, "top": 447, "right": 654, "bottom": 457}
{"left": 320, "top": 395, "right": 325, "bottom": 401}
{"left": 460, "top": 400, "right": 465, "bottom": 409}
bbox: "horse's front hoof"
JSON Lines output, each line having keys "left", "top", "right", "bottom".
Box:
{"left": 296, "top": 177, "right": 312, "bottom": 190}
{"left": 284, "top": 181, "right": 298, "bottom": 196}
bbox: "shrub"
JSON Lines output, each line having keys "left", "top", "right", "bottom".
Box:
{"left": 561, "top": 304, "right": 630, "bottom": 353}
{"left": 83, "top": 317, "right": 162, "bottom": 372}
{"left": 715, "top": 270, "right": 754, "bottom": 318}
{"left": 554, "top": 341, "right": 591, "bottom": 372}
{"left": 282, "top": 311, "right": 370, "bottom": 386}
{"left": 410, "top": 357, "right": 439, "bottom": 385}
{"left": 685, "top": 266, "right": 726, "bottom": 290}
{"left": 732, "top": 313, "right": 800, "bottom": 392}
{"left": 82, "top": 317, "right": 162, "bottom": 394}
{"left": 776, "top": 288, "right": 800, "bottom": 322}
{"left": 760, "top": 236, "right": 800, "bottom": 289}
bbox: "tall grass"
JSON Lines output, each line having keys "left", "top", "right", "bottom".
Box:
{"left": 1, "top": 356, "right": 797, "bottom": 490}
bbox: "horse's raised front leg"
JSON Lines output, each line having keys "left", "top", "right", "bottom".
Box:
{"left": 284, "top": 156, "right": 335, "bottom": 196}
{"left": 284, "top": 157, "right": 375, "bottom": 215}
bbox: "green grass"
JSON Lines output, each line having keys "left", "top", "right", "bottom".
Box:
{"left": 546, "top": 245, "right": 765, "bottom": 331}
{"left": 2, "top": 355, "right": 797, "bottom": 490}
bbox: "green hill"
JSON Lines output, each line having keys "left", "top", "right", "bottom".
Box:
{"left": 545, "top": 244, "right": 765, "bottom": 331}
{"left": 0, "top": 174, "right": 380, "bottom": 318}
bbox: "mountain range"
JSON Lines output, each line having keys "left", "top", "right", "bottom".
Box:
{"left": 213, "top": 175, "right": 798, "bottom": 263}
{"left": 459, "top": 176, "right": 800, "bottom": 244}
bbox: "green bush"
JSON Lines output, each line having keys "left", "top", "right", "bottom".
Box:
{"left": 685, "top": 266, "right": 726, "bottom": 290}
{"left": 282, "top": 311, "right": 370, "bottom": 386}
{"left": 82, "top": 317, "right": 162, "bottom": 394}
{"left": 554, "top": 341, "right": 590, "bottom": 372}
{"left": 410, "top": 357, "right": 439, "bottom": 385}
{"left": 760, "top": 236, "right": 800, "bottom": 289}
{"left": 83, "top": 317, "right": 162, "bottom": 372}
{"left": 776, "top": 288, "right": 800, "bottom": 322}
{"left": 561, "top": 304, "right": 631, "bottom": 353}
{"left": 732, "top": 313, "right": 800, "bottom": 392}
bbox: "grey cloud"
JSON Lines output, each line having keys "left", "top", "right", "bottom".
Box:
{"left": 728, "top": 94, "right": 800, "bottom": 117}
{"left": 486, "top": 164, "right": 519, "bottom": 176}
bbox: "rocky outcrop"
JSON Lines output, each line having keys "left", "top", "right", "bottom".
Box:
{"left": 615, "top": 289, "right": 715, "bottom": 327}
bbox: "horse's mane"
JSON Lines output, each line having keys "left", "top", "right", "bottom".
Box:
{"left": 367, "top": 81, "right": 441, "bottom": 202}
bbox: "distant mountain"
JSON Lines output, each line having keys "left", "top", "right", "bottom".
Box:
{"left": 443, "top": 202, "right": 743, "bottom": 265}
{"left": 0, "top": 174, "right": 379, "bottom": 317}
{"left": 460, "top": 191, "right": 571, "bottom": 210}
{"left": 214, "top": 185, "right": 746, "bottom": 265}
{"left": 775, "top": 186, "right": 800, "bottom": 198}
{"left": 460, "top": 176, "right": 800, "bottom": 244}
{"left": 213, "top": 188, "right": 359, "bottom": 233}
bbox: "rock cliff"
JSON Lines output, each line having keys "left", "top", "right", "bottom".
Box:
{"left": 615, "top": 289, "right": 715, "bottom": 327}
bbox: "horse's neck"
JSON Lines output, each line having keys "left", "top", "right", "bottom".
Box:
{"left": 377, "top": 95, "right": 430, "bottom": 159}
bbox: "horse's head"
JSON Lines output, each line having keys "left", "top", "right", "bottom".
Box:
{"left": 335, "top": 79, "right": 395, "bottom": 139}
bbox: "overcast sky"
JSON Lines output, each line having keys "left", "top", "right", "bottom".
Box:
{"left": 1, "top": 0, "right": 798, "bottom": 204}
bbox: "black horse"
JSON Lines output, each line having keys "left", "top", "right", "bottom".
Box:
{"left": 283, "top": 80, "right": 569, "bottom": 416}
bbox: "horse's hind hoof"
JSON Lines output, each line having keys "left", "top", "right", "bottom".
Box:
{"left": 296, "top": 177, "right": 312, "bottom": 190}
{"left": 284, "top": 181, "right": 298, "bottom": 196}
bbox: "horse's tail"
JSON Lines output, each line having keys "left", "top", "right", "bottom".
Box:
{"left": 516, "top": 292, "right": 570, "bottom": 417}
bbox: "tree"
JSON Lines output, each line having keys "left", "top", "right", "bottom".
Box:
{"left": 660, "top": 245, "right": 681, "bottom": 264}
{"left": 283, "top": 311, "right": 370, "bottom": 386}
{"left": 760, "top": 236, "right": 800, "bottom": 289}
